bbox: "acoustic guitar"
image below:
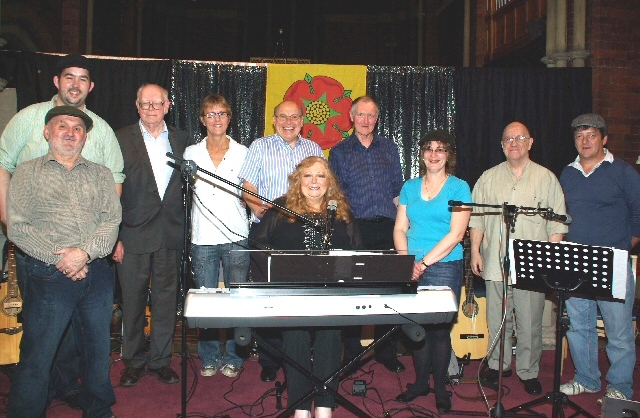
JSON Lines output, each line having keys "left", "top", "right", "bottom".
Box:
{"left": 451, "top": 232, "right": 488, "bottom": 360}
{"left": 0, "top": 242, "right": 23, "bottom": 364}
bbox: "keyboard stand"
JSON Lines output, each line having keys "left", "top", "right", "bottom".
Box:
{"left": 252, "top": 325, "right": 400, "bottom": 417}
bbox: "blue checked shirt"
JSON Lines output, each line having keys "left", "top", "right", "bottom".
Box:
{"left": 238, "top": 134, "right": 324, "bottom": 222}
{"left": 329, "top": 133, "right": 403, "bottom": 220}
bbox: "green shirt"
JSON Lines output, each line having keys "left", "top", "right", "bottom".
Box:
{"left": 0, "top": 96, "right": 125, "bottom": 183}
{"left": 469, "top": 160, "right": 568, "bottom": 282}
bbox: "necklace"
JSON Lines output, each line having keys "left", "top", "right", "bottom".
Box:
{"left": 423, "top": 174, "right": 448, "bottom": 200}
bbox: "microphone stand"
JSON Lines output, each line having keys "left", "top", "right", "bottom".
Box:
{"left": 176, "top": 158, "right": 195, "bottom": 418}
{"left": 449, "top": 201, "right": 542, "bottom": 418}
{"left": 166, "top": 152, "right": 326, "bottom": 417}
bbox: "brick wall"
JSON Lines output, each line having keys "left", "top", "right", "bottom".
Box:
{"left": 471, "top": 0, "right": 639, "bottom": 167}
{"left": 589, "top": 0, "right": 640, "bottom": 165}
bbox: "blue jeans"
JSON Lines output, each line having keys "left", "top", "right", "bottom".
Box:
{"left": 15, "top": 249, "right": 82, "bottom": 401}
{"left": 192, "top": 240, "right": 249, "bottom": 368}
{"left": 565, "top": 262, "right": 636, "bottom": 399}
{"left": 7, "top": 256, "right": 115, "bottom": 418}
{"left": 418, "top": 259, "right": 463, "bottom": 302}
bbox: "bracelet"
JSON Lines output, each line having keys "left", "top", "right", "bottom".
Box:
{"left": 421, "top": 260, "right": 429, "bottom": 269}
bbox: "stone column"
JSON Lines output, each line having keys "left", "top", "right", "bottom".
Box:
{"left": 569, "top": 0, "right": 590, "bottom": 67}
{"left": 554, "top": 0, "right": 569, "bottom": 67}
{"left": 541, "top": 0, "right": 557, "bottom": 67}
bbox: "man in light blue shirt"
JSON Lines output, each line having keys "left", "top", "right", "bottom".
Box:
{"left": 238, "top": 100, "right": 323, "bottom": 382}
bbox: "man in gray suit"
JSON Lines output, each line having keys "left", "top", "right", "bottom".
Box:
{"left": 114, "top": 83, "right": 189, "bottom": 387}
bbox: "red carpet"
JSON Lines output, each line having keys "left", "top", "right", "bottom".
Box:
{"left": 4, "top": 342, "right": 636, "bottom": 418}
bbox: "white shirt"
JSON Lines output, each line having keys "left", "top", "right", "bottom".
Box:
{"left": 184, "top": 137, "right": 250, "bottom": 245}
{"left": 568, "top": 147, "right": 614, "bottom": 177}
{"left": 140, "top": 120, "right": 172, "bottom": 200}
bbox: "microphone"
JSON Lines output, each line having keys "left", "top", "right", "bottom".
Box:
{"left": 542, "top": 208, "right": 572, "bottom": 225}
{"left": 327, "top": 200, "right": 337, "bottom": 231}
{"left": 448, "top": 200, "right": 464, "bottom": 207}
{"left": 323, "top": 200, "right": 338, "bottom": 249}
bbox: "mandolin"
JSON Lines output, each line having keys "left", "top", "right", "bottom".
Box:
{"left": 0, "top": 242, "right": 23, "bottom": 364}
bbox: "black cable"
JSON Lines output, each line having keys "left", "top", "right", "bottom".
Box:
{"left": 383, "top": 303, "right": 422, "bottom": 326}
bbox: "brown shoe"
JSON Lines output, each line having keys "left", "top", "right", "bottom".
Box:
{"left": 147, "top": 365, "right": 179, "bottom": 384}
{"left": 120, "top": 367, "right": 144, "bottom": 387}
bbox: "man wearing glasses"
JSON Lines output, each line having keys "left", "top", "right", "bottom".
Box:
{"left": 469, "top": 121, "right": 567, "bottom": 396}
{"left": 114, "top": 83, "right": 189, "bottom": 388}
{"left": 238, "top": 100, "right": 323, "bottom": 382}
{"left": 328, "top": 95, "right": 405, "bottom": 374}
{"left": 0, "top": 53, "right": 124, "bottom": 411}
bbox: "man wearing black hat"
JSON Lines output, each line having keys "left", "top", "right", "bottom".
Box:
{"left": 6, "top": 106, "right": 121, "bottom": 418}
{"left": 0, "top": 53, "right": 124, "bottom": 409}
{"left": 559, "top": 113, "right": 640, "bottom": 404}
{"left": 469, "top": 121, "right": 568, "bottom": 396}
{"left": 0, "top": 53, "right": 125, "bottom": 221}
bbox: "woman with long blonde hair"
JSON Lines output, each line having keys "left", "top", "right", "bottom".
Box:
{"left": 253, "top": 156, "right": 362, "bottom": 418}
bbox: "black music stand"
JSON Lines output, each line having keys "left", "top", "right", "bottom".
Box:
{"left": 505, "top": 239, "right": 627, "bottom": 418}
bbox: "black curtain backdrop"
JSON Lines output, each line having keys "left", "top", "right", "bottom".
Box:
{"left": 367, "top": 66, "right": 456, "bottom": 179}
{"left": 1, "top": 51, "right": 592, "bottom": 187}
{"left": 1, "top": 51, "right": 172, "bottom": 131}
{"left": 169, "top": 61, "right": 267, "bottom": 145}
{"left": 453, "top": 67, "right": 592, "bottom": 186}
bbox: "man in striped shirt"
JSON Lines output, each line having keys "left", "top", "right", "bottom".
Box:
{"left": 238, "top": 100, "right": 323, "bottom": 382}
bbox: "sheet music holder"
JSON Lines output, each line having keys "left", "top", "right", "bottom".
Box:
{"left": 505, "top": 238, "right": 629, "bottom": 418}
{"left": 508, "top": 239, "right": 628, "bottom": 300}
{"left": 231, "top": 251, "right": 418, "bottom": 296}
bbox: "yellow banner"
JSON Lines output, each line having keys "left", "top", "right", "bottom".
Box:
{"left": 265, "top": 64, "right": 367, "bottom": 150}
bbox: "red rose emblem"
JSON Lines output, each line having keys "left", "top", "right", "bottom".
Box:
{"left": 283, "top": 74, "right": 353, "bottom": 149}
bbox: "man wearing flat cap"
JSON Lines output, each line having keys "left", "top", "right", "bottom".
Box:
{"left": 559, "top": 113, "right": 640, "bottom": 404}
{"left": 0, "top": 53, "right": 124, "bottom": 409}
{"left": 6, "top": 106, "right": 121, "bottom": 418}
{"left": 469, "top": 121, "right": 567, "bottom": 396}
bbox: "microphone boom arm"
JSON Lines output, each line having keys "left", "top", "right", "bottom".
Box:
{"left": 166, "top": 152, "right": 318, "bottom": 226}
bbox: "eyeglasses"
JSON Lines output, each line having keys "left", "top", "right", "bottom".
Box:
{"left": 275, "top": 114, "right": 302, "bottom": 122}
{"left": 205, "top": 111, "right": 229, "bottom": 119}
{"left": 423, "top": 148, "right": 448, "bottom": 155}
{"left": 138, "top": 101, "right": 165, "bottom": 110}
{"left": 502, "top": 135, "right": 530, "bottom": 143}
{"left": 354, "top": 113, "right": 378, "bottom": 120}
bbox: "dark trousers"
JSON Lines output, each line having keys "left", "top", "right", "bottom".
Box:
{"left": 248, "top": 223, "right": 283, "bottom": 369}
{"left": 117, "top": 247, "right": 181, "bottom": 369}
{"left": 8, "top": 256, "right": 115, "bottom": 418}
{"left": 351, "top": 217, "right": 399, "bottom": 364}
{"left": 15, "top": 249, "right": 82, "bottom": 401}
{"left": 283, "top": 328, "right": 341, "bottom": 410}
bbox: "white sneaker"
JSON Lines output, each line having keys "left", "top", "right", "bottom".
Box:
{"left": 200, "top": 365, "right": 217, "bottom": 377}
{"left": 597, "top": 388, "right": 628, "bottom": 405}
{"left": 559, "top": 380, "right": 597, "bottom": 396}
{"left": 221, "top": 364, "right": 239, "bottom": 378}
